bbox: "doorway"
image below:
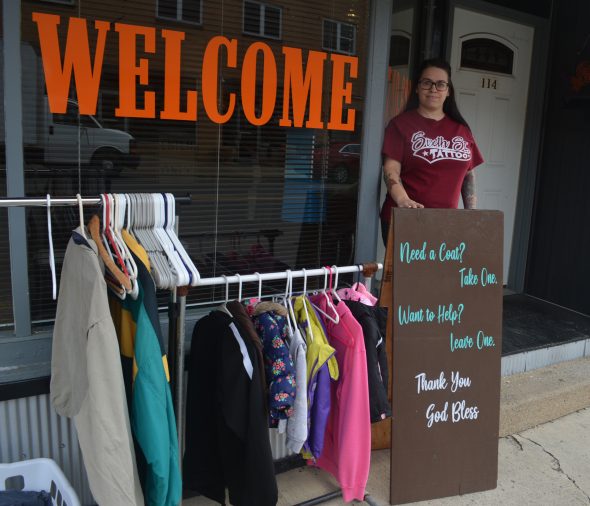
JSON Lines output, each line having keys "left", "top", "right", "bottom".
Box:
{"left": 449, "top": 6, "right": 534, "bottom": 282}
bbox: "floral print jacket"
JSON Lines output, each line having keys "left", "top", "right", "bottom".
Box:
{"left": 253, "top": 311, "right": 297, "bottom": 427}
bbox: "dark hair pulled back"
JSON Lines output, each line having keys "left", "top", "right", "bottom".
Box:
{"left": 405, "top": 58, "right": 471, "bottom": 129}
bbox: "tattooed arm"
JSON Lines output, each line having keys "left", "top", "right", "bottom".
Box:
{"left": 461, "top": 171, "right": 477, "bottom": 209}
{"left": 383, "top": 157, "right": 424, "bottom": 208}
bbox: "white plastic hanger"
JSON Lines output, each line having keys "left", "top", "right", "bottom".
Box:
{"left": 287, "top": 270, "right": 302, "bottom": 336}
{"left": 298, "top": 268, "right": 314, "bottom": 342}
{"left": 113, "top": 194, "right": 139, "bottom": 298}
{"left": 236, "top": 273, "right": 243, "bottom": 302}
{"left": 99, "top": 194, "right": 116, "bottom": 264}
{"left": 154, "top": 193, "right": 187, "bottom": 288}
{"left": 223, "top": 274, "right": 230, "bottom": 302}
{"left": 76, "top": 193, "right": 86, "bottom": 239}
{"left": 162, "top": 193, "right": 200, "bottom": 286}
{"left": 255, "top": 272, "right": 262, "bottom": 301}
{"left": 46, "top": 195, "right": 57, "bottom": 300}
{"left": 282, "top": 270, "right": 294, "bottom": 334}
{"left": 310, "top": 267, "right": 340, "bottom": 324}
{"left": 137, "top": 193, "right": 176, "bottom": 289}
{"left": 331, "top": 265, "right": 342, "bottom": 303}
{"left": 217, "top": 274, "right": 233, "bottom": 316}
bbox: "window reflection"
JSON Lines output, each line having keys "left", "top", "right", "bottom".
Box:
{"left": 20, "top": 0, "right": 366, "bottom": 321}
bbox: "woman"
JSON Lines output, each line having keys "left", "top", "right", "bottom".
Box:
{"left": 380, "top": 58, "right": 483, "bottom": 243}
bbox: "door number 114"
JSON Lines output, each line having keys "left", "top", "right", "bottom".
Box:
{"left": 481, "top": 78, "right": 497, "bottom": 89}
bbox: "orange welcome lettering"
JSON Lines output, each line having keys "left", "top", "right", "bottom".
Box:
{"left": 32, "top": 12, "right": 109, "bottom": 115}
{"left": 202, "top": 36, "right": 237, "bottom": 124}
{"left": 33, "top": 13, "right": 359, "bottom": 131}
{"left": 115, "top": 23, "right": 156, "bottom": 118}
{"left": 280, "top": 48, "right": 326, "bottom": 129}
{"left": 241, "top": 42, "right": 277, "bottom": 126}
{"left": 161, "top": 29, "right": 198, "bottom": 121}
{"left": 327, "top": 54, "right": 358, "bottom": 131}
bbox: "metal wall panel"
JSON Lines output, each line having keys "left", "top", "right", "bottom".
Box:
{"left": 0, "top": 394, "right": 94, "bottom": 505}
{"left": 269, "top": 428, "right": 294, "bottom": 461}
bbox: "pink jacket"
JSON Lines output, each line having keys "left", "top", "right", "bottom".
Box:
{"left": 308, "top": 294, "right": 371, "bottom": 502}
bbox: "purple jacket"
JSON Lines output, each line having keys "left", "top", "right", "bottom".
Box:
{"left": 305, "top": 362, "right": 332, "bottom": 458}
{"left": 292, "top": 296, "right": 339, "bottom": 460}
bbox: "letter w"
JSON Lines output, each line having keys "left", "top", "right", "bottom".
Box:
{"left": 32, "top": 13, "right": 110, "bottom": 114}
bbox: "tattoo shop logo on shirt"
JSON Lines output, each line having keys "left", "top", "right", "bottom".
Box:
{"left": 411, "top": 131, "right": 472, "bottom": 164}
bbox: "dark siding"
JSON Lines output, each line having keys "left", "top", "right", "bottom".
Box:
{"left": 482, "top": 0, "right": 551, "bottom": 18}
{"left": 525, "top": 0, "right": 590, "bottom": 315}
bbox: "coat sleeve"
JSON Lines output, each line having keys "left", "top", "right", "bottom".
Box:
{"left": 335, "top": 337, "right": 371, "bottom": 501}
{"left": 76, "top": 318, "right": 145, "bottom": 506}
{"left": 363, "top": 314, "right": 392, "bottom": 422}
{"left": 254, "top": 313, "right": 297, "bottom": 426}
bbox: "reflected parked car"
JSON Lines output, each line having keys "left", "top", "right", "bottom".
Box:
{"left": 313, "top": 142, "right": 360, "bottom": 183}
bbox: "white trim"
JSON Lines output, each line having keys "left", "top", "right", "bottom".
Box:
{"left": 242, "top": 0, "right": 283, "bottom": 40}
{"left": 322, "top": 18, "right": 357, "bottom": 55}
{"left": 156, "top": 0, "right": 203, "bottom": 26}
{"left": 229, "top": 323, "right": 254, "bottom": 380}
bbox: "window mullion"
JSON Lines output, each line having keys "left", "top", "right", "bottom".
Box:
{"left": 3, "top": 0, "right": 32, "bottom": 337}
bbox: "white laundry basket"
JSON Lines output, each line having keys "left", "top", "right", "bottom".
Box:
{"left": 0, "top": 458, "right": 80, "bottom": 506}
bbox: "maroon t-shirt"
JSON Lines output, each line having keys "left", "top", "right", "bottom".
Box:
{"left": 380, "top": 109, "right": 484, "bottom": 222}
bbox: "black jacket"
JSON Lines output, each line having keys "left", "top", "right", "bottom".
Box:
{"left": 343, "top": 300, "right": 392, "bottom": 423}
{"left": 183, "top": 311, "right": 278, "bottom": 506}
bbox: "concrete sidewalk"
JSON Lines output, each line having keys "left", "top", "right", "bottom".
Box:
{"left": 185, "top": 357, "right": 590, "bottom": 505}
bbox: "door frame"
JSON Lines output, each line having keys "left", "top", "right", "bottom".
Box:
{"left": 445, "top": 0, "right": 550, "bottom": 292}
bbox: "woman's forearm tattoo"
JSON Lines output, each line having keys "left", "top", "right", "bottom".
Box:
{"left": 461, "top": 171, "right": 477, "bottom": 209}
{"left": 383, "top": 171, "right": 401, "bottom": 193}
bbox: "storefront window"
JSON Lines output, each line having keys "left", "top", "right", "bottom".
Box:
{"left": 20, "top": 0, "right": 368, "bottom": 322}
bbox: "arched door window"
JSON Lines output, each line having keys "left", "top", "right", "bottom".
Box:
{"left": 460, "top": 38, "right": 514, "bottom": 74}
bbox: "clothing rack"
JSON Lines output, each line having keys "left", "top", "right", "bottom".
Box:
{"left": 2, "top": 194, "right": 383, "bottom": 505}
{"left": 186, "top": 262, "right": 383, "bottom": 506}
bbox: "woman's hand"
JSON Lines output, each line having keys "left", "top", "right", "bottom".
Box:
{"left": 396, "top": 197, "right": 424, "bottom": 209}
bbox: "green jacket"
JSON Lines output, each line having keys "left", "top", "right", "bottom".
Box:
{"left": 111, "top": 242, "right": 181, "bottom": 506}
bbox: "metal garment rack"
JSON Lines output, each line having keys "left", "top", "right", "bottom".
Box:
{"left": 1, "top": 196, "right": 382, "bottom": 505}
{"left": 188, "top": 263, "right": 383, "bottom": 506}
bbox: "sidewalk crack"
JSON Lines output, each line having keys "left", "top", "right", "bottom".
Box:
{"left": 518, "top": 435, "right": 590, "bottom": 503}
{"left": 506, "top": 435, "right": 523, "bottom": 451}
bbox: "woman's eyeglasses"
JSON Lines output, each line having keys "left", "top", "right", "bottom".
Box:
{"left": 418, "top": 79, "right": 449, "bottom": 91}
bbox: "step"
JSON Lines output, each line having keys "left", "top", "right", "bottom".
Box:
{"left": 499, "top": 356, "right": 590, "bottom": 436}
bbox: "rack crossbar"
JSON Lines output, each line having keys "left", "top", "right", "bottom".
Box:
{"left": 195, "top": 264, "right": 382, "bottom": 287}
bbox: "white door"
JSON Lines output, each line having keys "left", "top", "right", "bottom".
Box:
{"left": 450, "top": 7, "right": 534, "bottom": 282}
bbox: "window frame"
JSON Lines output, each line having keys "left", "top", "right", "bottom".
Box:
{"left": 242, "top": 0, "right": 283, "bottom": 40}
{"left": 322, "top": 18, "right": 357, "bottom": 55}
{"left": 156, "top": 0, "right": 203, "bottom": 26}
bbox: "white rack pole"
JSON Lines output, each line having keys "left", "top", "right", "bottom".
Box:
{"left": 0, "top": 195, "right": 192, "bottom": 207}
{"left": 194, "top": 264, "right": 382, "bottom": 287}
{"left": 0, "top": 197, "right": 102, "bottom": 207}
